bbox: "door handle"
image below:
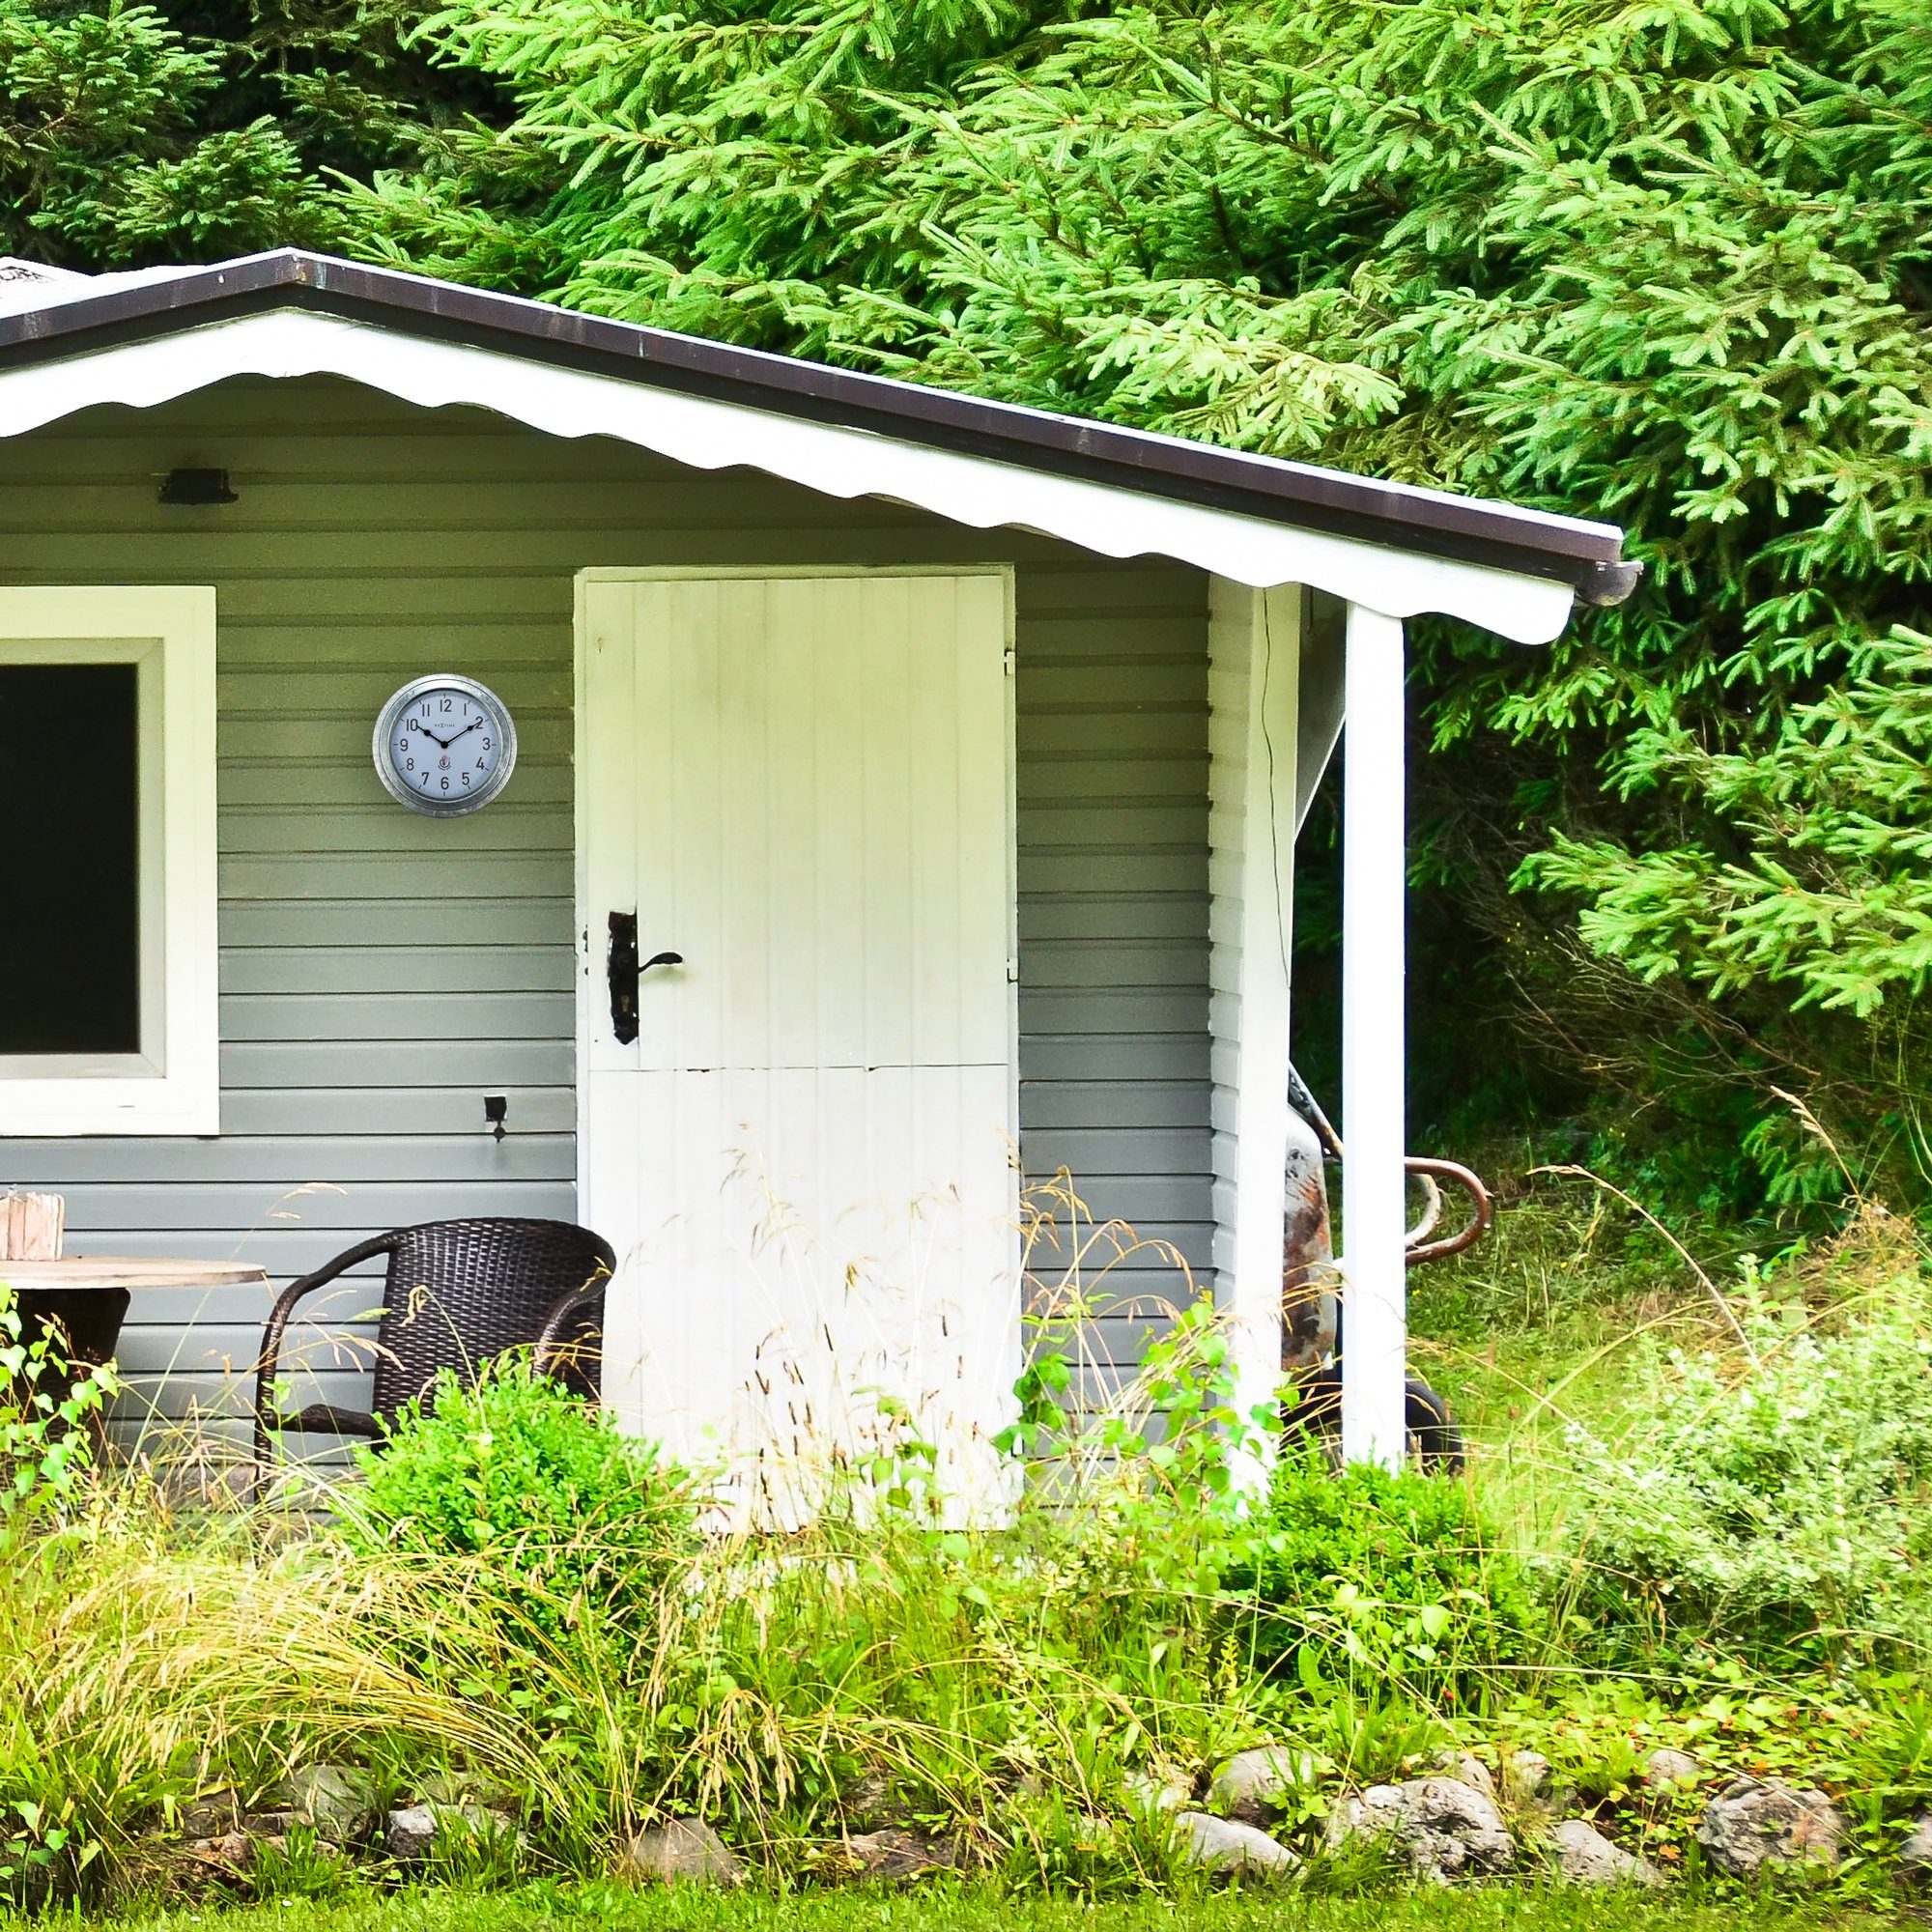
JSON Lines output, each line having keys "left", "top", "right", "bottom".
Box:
{"left": 608, "top": 911, "right": 639, "bottom": 1043}
{"left": 607, "top": 912, "right": 681, "bottom": 1044}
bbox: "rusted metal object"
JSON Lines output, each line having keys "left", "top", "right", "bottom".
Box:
{"left": 1279, "top": 1064, "right": 1493, "bottom": 1468}
{"left": 1281, "top": 1102, "right": 1337, "bottom": 1376}
{"left": 1400, "top": 1156, "right": 1492, "bottom": 1265}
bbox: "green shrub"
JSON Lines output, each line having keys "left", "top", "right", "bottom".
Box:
{"left": 1557, "top": 1280, "right": 1932, "bottom": 1661}
{"left": 1, "top": 1286, "right": 117, "bottom": 1530}
{"left": 336, "top": 1358, "right": 696, "bottom": 1638}
{"left": 1222, "top": 1451, "right": 1544, "bottom": 1698}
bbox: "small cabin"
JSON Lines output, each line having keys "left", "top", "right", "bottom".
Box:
{"left": 0, "top": 250, "right": 1634, "bottom": 1487}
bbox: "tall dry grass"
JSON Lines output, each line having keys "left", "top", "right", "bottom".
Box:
{"left": 8, "top": 1175, "right": 1929, "bottom": 1909}
{"left": 0, "top": 1180, "right": 1259, "bottom": 1897}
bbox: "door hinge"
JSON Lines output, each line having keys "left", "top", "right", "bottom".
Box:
{"left": 1006, "top": 956, "right": 1020, "bottom": 983}
{"left": 1003, "top": 647, "right": 1016, "bottom": 677}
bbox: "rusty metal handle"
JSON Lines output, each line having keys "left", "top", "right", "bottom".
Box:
{"left": 1403, "top": 1156, "right": 1492, "bottom": 1265}
{"left": 1406, "top": 1169, "right": 1443, "bottom": 1246}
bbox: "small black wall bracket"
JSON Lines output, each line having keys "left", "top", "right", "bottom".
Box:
{"left": 158, "top": 467, "right": 238, "bottom": 505}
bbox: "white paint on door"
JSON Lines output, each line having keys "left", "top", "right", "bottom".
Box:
{"left": 576, "top": 569, "right": 1019, "bottom": 1520}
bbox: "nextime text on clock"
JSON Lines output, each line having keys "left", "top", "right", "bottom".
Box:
{"left": 373, "top": 674, "right": 518, "bottom": 816}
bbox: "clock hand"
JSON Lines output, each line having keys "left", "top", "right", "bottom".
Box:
{"left": 444, "top": 716, "right": 488, "bottom": 747}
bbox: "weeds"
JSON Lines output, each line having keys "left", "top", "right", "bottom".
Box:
{"left": 1225, "top": 1448, "right": 1546, "bottom": 1704}
{"left": 3, "top": 1174, "right": 1931, "bottom": 1914}
{"left": 1553, "top": 1264, "right": 1932, "bottom": 1664}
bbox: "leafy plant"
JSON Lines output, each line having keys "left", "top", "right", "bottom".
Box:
{"left": 335, "top": 1355, "right": 696, "bottom": 1638}
{"left": 1555, "top": 1275, "right": 1932, "bottom": 1662}
{"left": 1224, "top": 1449, "right": 1545, "bottom": 1700}
{"left": 0, "top": 1286, "right": 117, "bottom": 1526}
{"left": 0, "top": 1797, "right": 99, "bottom": 1911}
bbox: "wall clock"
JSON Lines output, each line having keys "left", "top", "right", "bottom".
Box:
{"left": 373, "top": 673, "right": 517, "bottom": 816}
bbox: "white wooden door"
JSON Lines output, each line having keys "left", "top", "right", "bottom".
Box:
{"left": 577, "top": 570, "right": 1017, "bottom": 1515}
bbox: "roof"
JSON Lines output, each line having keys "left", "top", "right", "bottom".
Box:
{"left": 0, "top": 248, "right": 1638, "bottom": 623}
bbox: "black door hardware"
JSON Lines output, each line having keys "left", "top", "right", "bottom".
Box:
{"left": 608, "top": 911, "right": 682, "bottom": 1044}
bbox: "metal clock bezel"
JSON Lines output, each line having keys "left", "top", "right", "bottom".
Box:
{"left": 373, "top": 672, "right": 518, "bottom": 817}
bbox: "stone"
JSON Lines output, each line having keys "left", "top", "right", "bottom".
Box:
{"left": 843, "top": 1827, "right": 963, "bottom": 1882}
{"left": 618, "top": 1817, "right": 745, "bottom": 1888}
{"left": 1551, "top": 1818, "right": 1664, "bottom": 1888}
{"left": 1174, "top": 1811, "right": 1298, "bottom": 1882}
{"left": 1694, "top": 1779, "right": 1844, "bottom": 1878}
{"left": 1504, "top": 1751, "right": 1555, "bottom": 1804}
{"left": 1327, "top": 1776, "right": 1514, "bottom": 1885}
{"left": 1438, "top": 1752, "right": 1496, "bottom": 1801}
{"left": 178, "top": 1789, "right": 243, "bottom": 1838}
{"left": 384, "top": 1801, "right": 523, "bottom": 1864}
{"left": 1896, "top": 1815, "right": 1932, "bottom": 1890}
{"left": 1123, "top": 1765, "right": 1195, "bottom": 1816}
{"left": 840, "top": 1773, "right": 896, "bottom": 1830}
{"left": 1208, "top": 1746, "right": 1318, "bottom": 1826}
{"left": 182, "top": 1832, "right": 255, "bottom": 1874}
{"left": 384, "top": 1805, "right": 440, "bottom": 1863}
{"left": 1642, "top": 1747, "right": 1702, "bottom": 1790}
{"left": 283, "top": 1765, "right": 379, "bottom": 1845}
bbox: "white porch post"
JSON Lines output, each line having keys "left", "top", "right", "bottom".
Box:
{"left": 1340, "top": 603, "right": 1407, "bottom": 1470}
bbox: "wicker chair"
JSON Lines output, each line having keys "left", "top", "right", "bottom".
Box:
{"left": 252, "top": 1216, "right": 615, "bottom": 1490}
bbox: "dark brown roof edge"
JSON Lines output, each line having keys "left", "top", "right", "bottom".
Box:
{"left": 0, "top": 250, "right": 1640, "bottom": 605}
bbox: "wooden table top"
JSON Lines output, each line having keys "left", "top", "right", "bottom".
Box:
{"left": 0, "top": 1255, "right": 269, "bottom": 1291}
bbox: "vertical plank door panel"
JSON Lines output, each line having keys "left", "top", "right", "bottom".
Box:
{"left": 579, "top": 571, "right": 1016, "bottom": 1515}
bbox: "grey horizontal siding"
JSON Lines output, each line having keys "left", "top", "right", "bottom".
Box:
{"left": 0, "top": 374, "right": 1210, "bottom": 1448}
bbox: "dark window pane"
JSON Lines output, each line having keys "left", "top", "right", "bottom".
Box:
{"left": 0, "top": 664, "right": 141, "bottom": 1056}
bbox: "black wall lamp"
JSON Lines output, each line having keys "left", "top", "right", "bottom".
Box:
{"left": 158, "top": 467, "right": 237, "bottom": 505}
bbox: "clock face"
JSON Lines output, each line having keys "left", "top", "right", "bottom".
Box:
{"left": 373, "top": 675, "right": 517, "bottom": 816}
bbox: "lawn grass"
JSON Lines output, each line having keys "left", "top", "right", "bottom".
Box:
{"left": 70, "top": 1880, "right": 1902, "bottom": 1932}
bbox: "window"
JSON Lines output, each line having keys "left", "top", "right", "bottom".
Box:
{"left": 0, "top": 588, "right": 217, "bottom": 1135}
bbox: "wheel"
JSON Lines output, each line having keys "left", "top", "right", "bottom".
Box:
{"left": 1283, "top": 1363, "right": 1465, "bottom": 1475}
{"left": 1404, "top": 1373, "right": 1465, "bottom": 1475}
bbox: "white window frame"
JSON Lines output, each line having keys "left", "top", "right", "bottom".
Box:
{"left": 0, "top": 586, "right": 218, "bottom": 1136}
